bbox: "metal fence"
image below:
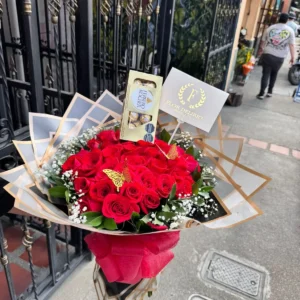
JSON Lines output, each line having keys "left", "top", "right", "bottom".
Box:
{"left": 0, "top": 0, "right": 240, "bottom": 299}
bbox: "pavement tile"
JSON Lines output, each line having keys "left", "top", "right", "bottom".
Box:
{"left": 4, "top": 226, "right": 34, "bottom": 253}
{"left": 20, "top": 236, "right": 61, "bottom": 268}
{"left": 248, "top": 138, "right": 268, "bottom": 150}
{"left": 292, "top": 150, "right": 300, "bottom": 159}
{"left": 0, "top": 263, "right": 32, "bottom": 299}
{"left": 270, "top": 144, "right": 290, "bottom": 156}
{"left": 227, "top": 134, "right": 247, "bottom": 143}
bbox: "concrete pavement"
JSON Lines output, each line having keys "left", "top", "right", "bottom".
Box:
{"left": 50, "top": 59, "right": 300, "bottom": 300}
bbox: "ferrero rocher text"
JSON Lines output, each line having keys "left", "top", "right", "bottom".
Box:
{"left": 120, "top": 70, "right": 163, "bottom": 143}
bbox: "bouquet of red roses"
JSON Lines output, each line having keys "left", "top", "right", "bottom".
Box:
{"left": 56, "top": 128, "right": 208, "bottom": 233}
{"left": 0, "top": 91, "right": 270, "bottom": 299}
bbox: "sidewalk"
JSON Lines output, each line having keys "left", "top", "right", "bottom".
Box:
{"left": 50, "top": 60, "right": 300, "bottom": 300}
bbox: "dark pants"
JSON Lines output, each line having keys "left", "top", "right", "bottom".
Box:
{"left": 259, "top": 54, "right": 284, "bottom": 95}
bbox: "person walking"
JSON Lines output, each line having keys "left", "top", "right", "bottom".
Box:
{"left": 257, "top": 13, "right": 295, "bottom": 99}
{"left": 287, "top": 12, "right": 298, "bottom": 36}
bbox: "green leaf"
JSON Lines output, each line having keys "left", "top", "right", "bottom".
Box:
{"left": 160, "top": 129, "right": 171, "bottom": 143}
{"left": 192, "top": 169, "right": 201, "bottom": 181}
{"left": 168, "top": 201, "right": 185, "bottom": 213}
{"left": 153, "top": 217, "right": 164, "bottom": 225}
{"left": 192, "top": 182, "right": 200, "bottom": 195}
{"left": 81, "top": 211, "right": 102, "bottom": 223}
{"left": 201, "top": 186, "right": 214, "bottom": 192}
{"left": 103, "top": 218, "right": 118, "bottom": 230}
{"left": 86, "top": 216, "right": 103, "bottom": 227}
{"left": 156, "top": 211, "right": 176, "bottom": 222}
{"left": 168, "top": 184, "right": 177, "bottom": 200}
{"left": 48, "top": 175, "right": 64, "bottom": 186}
{"left": 131, "top": 212, "right": 140, "bottom": 222}
{"left": 141, "top": 215, "right": 151, "bottom": 223}
{"left": 162, "top": 204, "right": 170, "bottom": 212}
{"left": 186, "top": 146, "right": 200, "bottom": 159}
{"left": 65, "top": 190, "right": 70, "bottom": 203}
{"left": 49, "top": 186, "right": 67, "bottom": 198}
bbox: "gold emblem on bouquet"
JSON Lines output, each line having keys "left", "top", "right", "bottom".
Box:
{"left": 103, "top": 163, "right": 131, "bottom": 192}
{"left": 155, "top": 143, "right": 179, "bottom": 160}
{"left": 178, "top": 83, "right": 206, "bottom": 109}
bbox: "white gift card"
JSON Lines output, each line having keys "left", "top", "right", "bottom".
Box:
{"left": 160, "top": 68, "right": 228, "bottom": 132}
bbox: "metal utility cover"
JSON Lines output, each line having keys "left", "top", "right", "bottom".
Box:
{"left": 200, "top": 251, "right": 269, "bottom": 300}
{"left": 188, "top": 295, "right": 214, "bottom": 300}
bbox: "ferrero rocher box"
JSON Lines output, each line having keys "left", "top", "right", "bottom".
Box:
{"left": 120, "top": 70, "right": 163, "bottom": 143}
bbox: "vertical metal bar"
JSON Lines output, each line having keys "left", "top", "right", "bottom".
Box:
{"left": 103, "top": 20, "right": 107, "bottom": 90}
{"left": 44, "top": 0, "right": 52, "bottom": 68}
{"left": 76, "top": 0, "right": 93, "bottom": 98}
{"left": 64, "top": 226, "right": 70, "bottom": 268}
{"left": 22, "top": 217, "right": 38, "bottom": 300}
{"left": 35, "top": 0, "right": 45, "bottom": 86}
{"left": 113, "top": 0, "right": 121, "bottom": 95}
{"left": 9, "top": 56, "right": 22, "bottom": 129}
{"left": 45, "top": 220, "right": 57, "bottom": 285}
{"left": 49, "top": 1, "right": 63, "bottom": 114}
{"left": 126, "top": 21, "right": 131, "bottom": 72}
{"left": 97, "top": 0, "right": 102, "bottom": 95}
{"left": 65, "top": 0, "right": 78, "bottom": 93}
{"left": 125, "top": 1, "right": 134, "bottom": 72}
{"left": 0, "top": 220, "right": 17, "bottom": 300}
{"left": 203, "top": 0, "right": 219, "bottom": 82}
{"left": 157, "top": 0, "right": 175, "bottom": 78}
{"left": 151, "top": 4, "right": 159, "bottom": 72}
{"left": 143, "top": 1, "right": 153, "bottom": 72}
{"left": 135, "top": 0, "right": 142, "bottom": 71}
{"left": 23, "top": 0, "right": 45, "bottom": 113}
{"left": 0, "top": 2, "right": 14, "bottom": 136}
{"left": 63, "top": 2, "right": 70, "bottom": 91}
{"left": 58, "top": 5, "right": 65, "bottom": 91}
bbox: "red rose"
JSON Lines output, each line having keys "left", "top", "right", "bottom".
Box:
{"left": 77, "top": 149, "right": 103, "bottom": 177}
{"left": 122, "top": 142, "right": 136, "bottom": 151}
{"left": 140, "top": 189, "right": 160, "bottom": 214}
{"left": 102, "top": 144, "right": 123, "bottom": 158}
{"left": 168, "top": 157, "right": 188, "bottom": 171}
{"left": 155, "top": 139, "right": 171, "bottom": 153}
{"left": 97, "top": 130, "right": 120, "bottom": 148}
{"left": 138, "top": 169, "right": 157, "bottom": 189}
{"left": 89, "top": 179, "right": 116, "bottom": 202}
{"left": 121, "top": 182, "right": 144, "bottom": 203}
{"left": 102, "top": 194, "right": 140, "bottom": 223}
{"left": 99, "top": 157, "right": 119, "bottom": 171}
{"left": 80, "top": 195, "right": 102, "bottom": 212}
{"left": 74, "top": 177, "right": 90, "bottom": 193}
{"left": 62, "top": 155, "right": 82, "bottom": 172}
{"left": 157, "top": 174, "right": 175, "bottom": 198}
{"left": 183, "top": 154, "right": 199, "bottom": 172}
{"left": 125, "top": 155, "right": 148, "bottom": 167}
{"left": 89, "top": 200, "right": 103, "bottom": 212}
{"left": 87, "top": 138, "right": 101, "bottom": 149}
{"left": 176, "top": 177, "right": 194, "bottom": 197}
{"left": 136, "top": 140, "right": 154, "bottom": 147}
{"left": 144, "top": 146, "right": 164, "bottom": 159}
{"left": 147, "top": 222, "right": 168, "bottom": 231}
{"left": 148, "top": 158, "right": 169, "bottom": 174}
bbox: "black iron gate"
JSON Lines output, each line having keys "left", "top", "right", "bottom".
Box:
{"left": 0, "top": 0, "right": 174, "bottom": 299}
{"left": 0, "top": 0, "right": 240, "bottom": 299}
{"left": 170, "top": 0, "right": 241, "bottom": 89}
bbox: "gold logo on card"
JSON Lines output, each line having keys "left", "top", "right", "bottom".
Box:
{"left": 178, "top": 83, "right": 206, "bottom": 109}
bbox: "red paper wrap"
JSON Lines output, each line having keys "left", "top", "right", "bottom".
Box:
{"left": 85, "top": 231, "right": 180, "bottom": 284}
